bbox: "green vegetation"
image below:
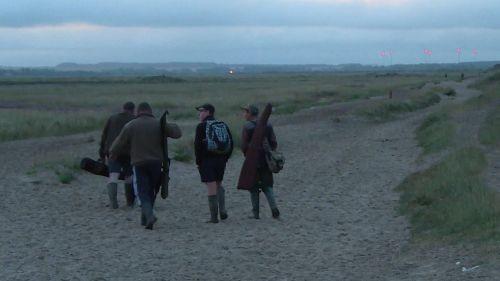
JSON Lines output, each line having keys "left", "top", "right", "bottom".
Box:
{"left": 45, "top": 157, "right": 81, "bottom": 184}
{"left": 479, "top": 108, "right": 500, "bottom": 146}
{"left": 26, "top": 166, "right": 38, "bottom": 176}
{"left": 55, "top": 169, "right": 76, "bottom": 184}
{"left": 0, "top": 109, "right": 106, "bottom": 142}
{"left": 172, "top": 138, "right": 194, "bottom": 163}
{"left": 398, "top": 70, "right": 500, "bottom": 243}
{"left": 471, "top": 72, "right": 500, "bottom": 146}
{"left": 416, "top": 112, "right": 455, "bottom": 154}
{"left": 397, "top": 147, "right": 500, "bottom": 240}
{"left": 361, "top": 92, "right": 441, "bottom": 121}
{"left": 0, "top": 73, "right": 443, "bottom": 142}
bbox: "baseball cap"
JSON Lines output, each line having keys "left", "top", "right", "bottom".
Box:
{"left": 240, "top": 104, "right": 259, "bottom": 116}
{"left": 195, "top": 103, "right": 215, "bottom": 115}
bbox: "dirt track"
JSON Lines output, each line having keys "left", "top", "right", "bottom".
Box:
{"left": 0, "top": 79, "right": 497, "bottom": 280}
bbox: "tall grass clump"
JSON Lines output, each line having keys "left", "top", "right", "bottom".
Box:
{"left": 479, "top": 108, "right": 500, "bottom": 146}
{"left": 396, "top": 147, "right": 500, "bottom": 240}
{"left": 171, "top": 138, "right": 194, "bottom": 163}
{"left": 361, "top": 92, "right": 441, "bottom": 121}
{"left": 416, "top": 112, "right": 455, "bottom": 154}
{"left": 0, "top": 109, "right": 106, "bottom": 142}
{"left": 55, "top": 169, "right": 76, "bottom": 184}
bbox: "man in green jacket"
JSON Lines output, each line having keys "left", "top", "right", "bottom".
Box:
{"left": 99, "top": 101, "right": 136, "bottom": 209}
{"left": 110, "top": 102, "right": 182, "bottom": 229}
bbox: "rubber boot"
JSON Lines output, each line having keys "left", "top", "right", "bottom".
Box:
{"left": 206, "top": 195, "right": 219, "bottom": 223}
{"left": 124, "top": 183, "right": 135, "bottom": 207}
{"left": 262, "top": 187, "right": 280, "bottom": 219}
{"left": 217, "top": 186, "right": 228, "bottom": 220}
{"left": 250, "top": 190, "right": 260, "bottom": 219}
{"left": 107, "top": 183, "right": 118, "bottom": 209}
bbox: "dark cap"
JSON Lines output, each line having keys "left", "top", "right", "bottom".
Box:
{"left": 123, "top": 101, "right": 135, "bottom": 111}
{"left": 240, "top": 104, "right": 259, "bottom": 116}
{"left": 196, "top": 103, "right": 215, "bottom": 115}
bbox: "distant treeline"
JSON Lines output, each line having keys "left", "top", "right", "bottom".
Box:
{"left": 0, "top": 75, "right": 186, "bottom": 85}
{"left": 1, "top": 61, "right": 499, "bottom": 79}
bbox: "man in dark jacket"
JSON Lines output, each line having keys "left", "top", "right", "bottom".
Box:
{"left": 110, "top": 102, "right": 182, "bottom": 229}
{"left": 241, "top": 104, "right": 280, "bottom": 219}
{"left": 195, "top": 104, "right": 233, "bottom": 223}
{"left": 99, "top": 101, "right": 136, "bottom": 209}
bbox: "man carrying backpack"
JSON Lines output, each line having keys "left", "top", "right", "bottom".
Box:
{"left": 99, "top": 101, "right": 136, "bottom": 209}
{"left": 110, "top": 102, "right": 182, "bottom": 229}
{"left": 195, "top": 104, "right": 233, "bottom": 223}
{"left": 240, "top": 104, "right": 280, "bottom": 219}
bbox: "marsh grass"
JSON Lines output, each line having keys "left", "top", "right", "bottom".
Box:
{"left": 361, "top": 92, "right": 441, "bottom": 121}
{"left": 416, "top": 112, "right": 455, "bottom": 154}
{"left": 0, "top": 109, "right": 106, "bottom": 142}
{"left": 0, "top": 73, "right": 443, "bottom": 141}
{"left": 471, "top": 74, "right": 500, "bottom": 146}
{"left": 397, "top": 147, "right": 500, "bottom": 240}
{"left": 171, "top": 138, "right": 194, "bottom": 163}
{"left": 479, "top": 108, "right": 500, "bottom": 146}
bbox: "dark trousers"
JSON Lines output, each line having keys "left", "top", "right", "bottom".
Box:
{"left": 133, "top": 161, "right": 162, "bottom": 220}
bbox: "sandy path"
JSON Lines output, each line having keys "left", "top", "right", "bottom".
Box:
{"left": 0, "top": 79, "right": 496, "bottom": 280}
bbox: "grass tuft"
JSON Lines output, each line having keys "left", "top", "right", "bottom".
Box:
{"left": 396, "top": 147, "right": 500, "bottom": 240}
{"left": 172, "top": 139, "right": 194, "bottom": 163}
{"left": 361, "top": 92, "right": 441, "bottom": 121}
{"left": 55, "top": 169, "right": 75, "bottom": 184}
{"left": 416, "top": 112, "right": 455, "bottom": 154}
{"left": 479, "top": 108, "right": 500, "bottom": 146}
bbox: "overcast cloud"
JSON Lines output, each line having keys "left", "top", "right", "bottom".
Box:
{"left": 0, "top": 0, "right": 498, "bottom": 66}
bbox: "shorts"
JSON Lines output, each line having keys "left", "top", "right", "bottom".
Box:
{"left": 198, "top": 157, "right": 227, "bottom": 183}
{"left": 108, "top": 156, "right": 133, "bottom": 177}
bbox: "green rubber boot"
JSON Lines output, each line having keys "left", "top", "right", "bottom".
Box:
{"left": 206, "top": 195, "right": 219, "bottom": 223}
{"left": 107, "top": 183, "right": 118, "bottom": 209}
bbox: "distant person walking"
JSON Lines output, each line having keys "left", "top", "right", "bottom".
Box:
{"left": 110, "top": 102, "right": 181, "bottom": 229}
{"left": 194, "top": 104, "right": 233, "bottom": 223}
{"left": 240, "top": 104, "right": 280, "bottom": 219}
{"left": 99, "top": 101, "right": 136, "bottom": 209}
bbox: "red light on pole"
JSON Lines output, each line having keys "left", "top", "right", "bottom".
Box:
{"left": 456, "top": 48, "right": 462, "bottom": 63}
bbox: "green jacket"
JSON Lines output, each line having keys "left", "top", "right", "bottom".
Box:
{"left": 110, "top": 113, "right": 182, "bottom": 166}
{"left": 99, "top": 112, "right": 135, "bottom": 157}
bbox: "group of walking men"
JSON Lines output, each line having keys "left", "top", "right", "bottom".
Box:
{"left": 99, "top": 101, "right": 280, "bottom": 230}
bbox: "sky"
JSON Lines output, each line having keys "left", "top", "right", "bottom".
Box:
{"left": 0, "top": 0, "right": 499, "bottom": 66}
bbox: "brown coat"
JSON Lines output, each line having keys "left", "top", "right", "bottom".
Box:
{"left": 109, "top": 113, "right": 182, "bottom": 166}
{"left": 99, "top": 112, "right": 135, "bottom": 157}
{"left": 241, "top": 120, "right": 277, "bottom": 168}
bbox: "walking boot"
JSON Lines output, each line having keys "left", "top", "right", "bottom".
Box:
{"left": 106, "top": 183, "right": 118, "bottom": 209}
{"left": 145, "top": 215, "right": 157, "bottom": 230}
{"left": 142, "top": 201, "right": 157, "bottom": 230}
{"left": 206, "top": 195, "right": 219, "bottom": 223}
{"left": 271, "top": 208, "right": 280, "bottom": 219}
{"left": 124, "top": 183, "right": 135, "bottom": 207}
{"left": 217, "top": 186, "right": 228, "bottom": 220}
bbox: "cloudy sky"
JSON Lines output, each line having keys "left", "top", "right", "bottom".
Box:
{"left": 0, "top": 0, "right": 499, "bottom": 66}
